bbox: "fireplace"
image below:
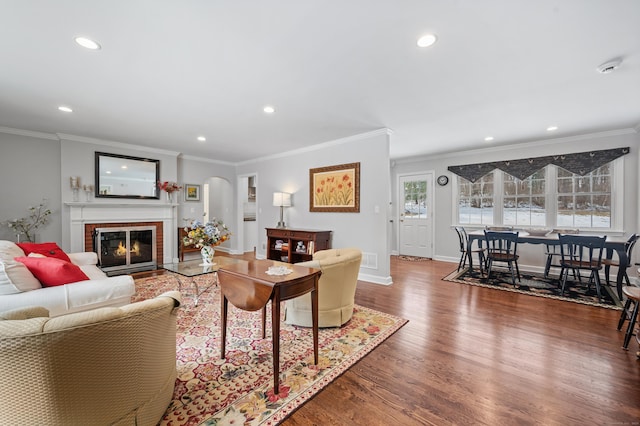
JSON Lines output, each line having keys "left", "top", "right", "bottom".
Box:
{"left": 94, "top": 226, "right": 157, "bottom": 275}
{"left": 65, "top": 202, "right": 177, "bottom": 266}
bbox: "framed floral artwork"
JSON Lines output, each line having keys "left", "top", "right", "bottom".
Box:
{"left": 184, "top": 184, "right": 200, "bottom": 201}
{"left": 309, "top": 162, "right": 360, "bottom": 212}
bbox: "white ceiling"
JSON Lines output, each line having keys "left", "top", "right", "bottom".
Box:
{"left": 1, "top": 1, "right": 639, "bottom": 163}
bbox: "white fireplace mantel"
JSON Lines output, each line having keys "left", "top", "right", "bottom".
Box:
{"left": 65, "top": 202, "right": 179, "bottom": 264}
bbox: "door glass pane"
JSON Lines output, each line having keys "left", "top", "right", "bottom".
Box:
{"left": 404, "top": 180, "right": 427, "bottom": 219}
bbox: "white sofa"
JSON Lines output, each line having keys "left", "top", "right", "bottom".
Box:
{"left": 0, "top": 240, "right": 135, "bottom": 317}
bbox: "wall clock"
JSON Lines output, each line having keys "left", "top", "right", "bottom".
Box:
{"left": 437, "top": 175, "right": 449, "bottom": 186}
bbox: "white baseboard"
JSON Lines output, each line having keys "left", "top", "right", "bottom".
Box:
{"left": 358, "top": 272, "right": 393, "bottom": 286}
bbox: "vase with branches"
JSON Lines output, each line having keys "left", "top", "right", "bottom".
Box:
{"left": 1, "top": 199, "right": 52, "bottom": 242}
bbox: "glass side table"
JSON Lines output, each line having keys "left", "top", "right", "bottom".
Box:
{"left": 160, "top": 257, "right": 247, "bottom": 306}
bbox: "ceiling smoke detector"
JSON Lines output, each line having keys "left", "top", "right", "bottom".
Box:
{"left": 597, "top": 58, "right": 622, "bottom": 74}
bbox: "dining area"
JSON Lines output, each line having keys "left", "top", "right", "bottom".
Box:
{"left": 453, "top": 226, "right": 640, "bottom": 354}
{"left": 457, "top": 227, "right": 635, "bottom": 298}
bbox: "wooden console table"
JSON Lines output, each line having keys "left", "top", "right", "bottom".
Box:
{"left": 217, "top": 259, "right": 321, "bottom": 394}
{"left": 266, "top": 228, "right": 331, "bottom": 263}
{"left": 178, "top": 227, "right": 200, "bottom": 261}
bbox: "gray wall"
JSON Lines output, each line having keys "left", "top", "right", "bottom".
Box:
{"left": 59, "top": 136, "right": 181, "bottom": 251}
{"left": 0, "top": 131, "right": 62, "bottom": 243}
{"left": 392, "top": 129, "right": 640, "bottom": 270}
{"left": 178, "top": 156, "right": 236, "bottom": 222}
{"left": 236, "top": 129, "right": 392, "bottom": 284}
{"left": 4, "top": 125, "right": 638, "bottom": 280}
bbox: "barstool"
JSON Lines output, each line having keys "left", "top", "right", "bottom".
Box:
{"left": 617, "top": 286, "right": 640, "bottom": 351}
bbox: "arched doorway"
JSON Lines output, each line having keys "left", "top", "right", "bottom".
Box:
{"left": 204, "top": 176, "right": 233, "bottom": 253}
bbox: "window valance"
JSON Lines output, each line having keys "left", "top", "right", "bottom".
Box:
{"left": 447, "top": 147, "right": 630, "bottom": 182}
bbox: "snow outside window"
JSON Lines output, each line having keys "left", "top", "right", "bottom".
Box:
{"left": 455, "top": 159, "right": 619, "bottom": 230}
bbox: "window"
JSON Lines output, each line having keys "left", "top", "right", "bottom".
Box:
{"left": 503, "top": 169, "right": 546, "bottom": 227}
{"left": 458, "top": 173, "right": 494, "bottom": 225}
{"left": 455, "top": 160, "right": 619, "bottom": 230}
{"left": 557, "top": 164, "right": 611, "bottom": 228}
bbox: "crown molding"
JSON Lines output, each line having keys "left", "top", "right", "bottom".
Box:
{"left": 236, "top": 128, "right": 392, "bottom": 166}
{"left": 180, "top": 154, "right": 235, "bottom": 166}
{"left": 393, "top": 127, "right": 638, "bottom": 165}
{"left": 0, "top": 126, "right": 59, "bottom": 140}
{"left": 57, "top": 133, "right": 181, "bottom": 157}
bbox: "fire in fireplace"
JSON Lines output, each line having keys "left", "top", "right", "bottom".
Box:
{"left": 93, "top": 226, "right": 157, "bottom": 275}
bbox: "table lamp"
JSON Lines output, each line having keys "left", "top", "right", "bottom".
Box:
{"left": 273, "top": 192, "right": 292, "bottom": 228}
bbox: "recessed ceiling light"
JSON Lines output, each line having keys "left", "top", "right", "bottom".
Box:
{"left": 484, "top": 136, "right": 494, "bottom": 142}
{"left": 74, "top": 36, "right": 101, "bottom": 50}
{"left": 58, "top": 106, "right": 73, "bottom": 113}
{"left": 263, "top": 105, "right": 275, "bottom": 114}
{"left": 417, "top": 33, "right": 437, "bottom": 48}
{"left": 106, "top": 171, "right": 112, "bottom": 174}
{"left": 546, "top": 126, "right": 558, "bottom": 131}
{"left": 121, "top": 165, "right": 128, "bottom": 169}
{"left": 197, "top": 136, "right": 206, "bottom": 142}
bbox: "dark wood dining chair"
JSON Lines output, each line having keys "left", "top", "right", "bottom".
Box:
{"left": 617, "top": 285, "right": 640, "bottom": 350}
{"left": 558, "top": 234, "right": 606, "bottom": 301}
{"left": 543, "top": 228, "right": 580, "bottom": 279}
{"left": 455, "top": 226, "right": 486, "bottom": 274}
{"left": 484, "top": 230, "right": 520, "bottom": 286}
{"left": 602, "top": 233, "right": 638, "bottom": 287}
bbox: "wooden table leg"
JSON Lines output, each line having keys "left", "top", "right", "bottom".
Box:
{"left": 311, "top": 279, "right": 319, "bottom": 365}
{"left": 271, "top": 295, "right": 281, "bottom": 393}
{"left": 615, "top": 248, "right": 628, "bottom": 300}
{"left": 220, "top": 294, "right": 228, "bottom": 359}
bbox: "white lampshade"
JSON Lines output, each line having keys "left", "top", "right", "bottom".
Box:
{"left": 273, "top": 192, "right": 291, "bottom": 207}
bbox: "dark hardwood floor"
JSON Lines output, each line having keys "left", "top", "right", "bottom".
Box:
{"left": 138, "top": 254, "right": 640, "bottom": 425}
{"left": 283, "top": 256, "right": 640, "bottom": 425}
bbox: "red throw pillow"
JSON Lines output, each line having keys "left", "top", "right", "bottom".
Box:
{"left": 17, "top": 242, "right": 71, "bottom": 262}
{"left": 14, "top": 256, "right": 89, "bottom": 287}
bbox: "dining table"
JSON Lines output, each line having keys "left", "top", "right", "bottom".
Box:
{"left": 465, "top": 229, "right": 631, "bottom": 300}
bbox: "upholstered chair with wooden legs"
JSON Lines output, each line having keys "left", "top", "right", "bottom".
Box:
{"left": 285, "top": 248, "right": 362, "bottom": 328}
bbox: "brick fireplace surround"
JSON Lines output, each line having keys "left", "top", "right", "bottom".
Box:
{"left": 84, "top": 221, "right": 164, "bottom": 263}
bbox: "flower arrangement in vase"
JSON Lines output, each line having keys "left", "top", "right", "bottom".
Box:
{"left": 157, "top": 181, "right": 182, "bottom": 202}
{"left": 182, "top": 218, "right": 231, "bottom": 264}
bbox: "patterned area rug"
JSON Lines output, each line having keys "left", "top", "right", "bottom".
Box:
{"left": 133, "top": 275, "right": 407, "bottom": 425}
{"left": 443, "top": 268, "right": 622, "bottom": 310}
{"left": 395, "top": 255, "right": 431, "bottom": 262}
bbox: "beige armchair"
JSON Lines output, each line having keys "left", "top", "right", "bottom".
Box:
{"left": 0, "top": 291, "right": 181, "bottom": 426}
{"left": 285, "top": 248, "right": 362, "bottom": 328}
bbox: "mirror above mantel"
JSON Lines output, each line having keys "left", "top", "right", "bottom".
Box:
{"left": 95, "top": 152, "right": 160, "bottom": 199}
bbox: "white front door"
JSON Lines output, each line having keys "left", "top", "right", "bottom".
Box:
{"left": 399, "top": 173, "right": 433, "bottom": 258}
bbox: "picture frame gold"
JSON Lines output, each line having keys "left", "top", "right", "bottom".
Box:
{"left": 184, "top": 184, "right": 200, "bottom": 202}
{"left": 309, "top": 162, "right": 360, "bottom": 212}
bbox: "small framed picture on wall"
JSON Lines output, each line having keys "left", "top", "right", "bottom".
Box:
{"left": 184, "top": 184, "right": 200, "bottom": 201}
